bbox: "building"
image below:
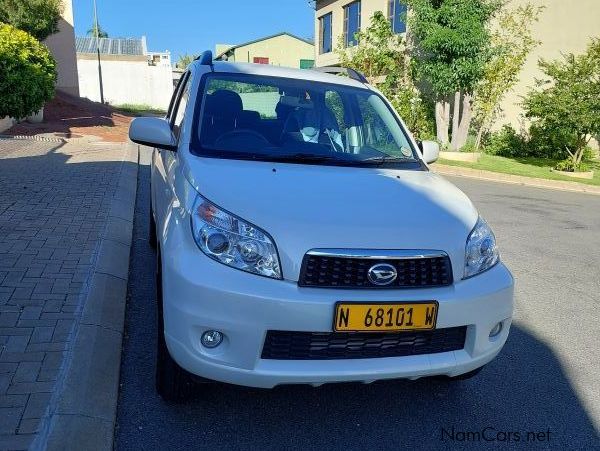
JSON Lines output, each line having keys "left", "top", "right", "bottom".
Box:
{"left": 314, "top": 0, "right": 406, "bottom": 67}
{"left": 497, "top": 0, "right": 599, "bottom": 129}
{"left": 44, "top": 0, "right": 79, "bottom": 96}
{"left": 216, "top": 32, "right": 315, "bottom": 69}
{"left": 76, "top": 36, "right": 173, "bottom": 109}
{"left": 312, "top": 0, "right": 600, "bottom": 128}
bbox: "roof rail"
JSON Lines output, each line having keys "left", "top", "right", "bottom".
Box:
{"left": 312, "top": 66, "right": 369, "bottom": 84}
{"left": 195, "top": 50, "right": 213, "bottom": 66}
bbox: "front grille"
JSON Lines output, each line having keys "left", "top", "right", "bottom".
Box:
{"left": 261, "top": 327, "right": 467, "bottom": 360}
{"left": 298, "top": 253, "right": 453, "bottom": 289}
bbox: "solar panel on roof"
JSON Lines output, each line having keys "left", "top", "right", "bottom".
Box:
{"left": 75, "top": 36, "right": 145, "bottom": 55}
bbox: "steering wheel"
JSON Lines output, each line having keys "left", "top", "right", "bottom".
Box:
{"left": 215, "top": 129, "right": 270, "bottom": 148}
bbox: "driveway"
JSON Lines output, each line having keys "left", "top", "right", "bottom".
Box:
{"left": 115, "top": 148, "right": 599, "bottom": 450}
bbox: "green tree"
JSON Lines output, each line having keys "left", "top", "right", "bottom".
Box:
{"left": 87, "top": 23, "right": 108, "bottom": 38}
{"left": 407, "top": 0, "right": 500, "bottom": 150}
{"left": 0, "top": 23, "right": 57, "bottom": 118}
{"left": 0, "top": 0, "right": 62, "bottom": 41}
{"left": 473, "top": 3, "right": 542, "bottom": 149}
{"left": 335, "top": 11, "right": 433, "bottom": 138}
{"left": 176, "top": 53, "right": 198, "bottom": 70}
{"left": 523, "top": 39, "right": 600, "bottom": 170}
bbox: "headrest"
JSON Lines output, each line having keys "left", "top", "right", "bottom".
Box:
{"left": 205, "top": 90, "right": 243, "bottom": 115}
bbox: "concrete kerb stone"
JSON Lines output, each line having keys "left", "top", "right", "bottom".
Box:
{"left": 36, "top": 142, "right": 139, "bottom": 451}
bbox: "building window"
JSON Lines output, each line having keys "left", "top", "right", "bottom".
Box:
{"left": 344, "top": 1, "right": 361, "bottom": 47}
{"left": 388, "top": 0, "right": 407, "bottom": 34}
{"left": 319, "top": 13, "right": 333, "bottom": 54}
{"left": 300, "top": 59, "right": 315, "bottom": 69}
{"left": 253, "top": 57, "right": 269, "bottom": 64}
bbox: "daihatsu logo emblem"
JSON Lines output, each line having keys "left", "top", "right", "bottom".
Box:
{"left": 367, "top": 263, "right": 397, "bottom": 286}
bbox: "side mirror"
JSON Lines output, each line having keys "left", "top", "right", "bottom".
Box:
{"left": 129, "top": 117, "right": 177, "bottom": 151}
{"left": 420, "top": 140, "right": 439, "bottom": 164}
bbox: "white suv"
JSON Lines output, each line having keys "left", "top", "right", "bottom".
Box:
{"left": 129, "top": 51, "right": 514, "bottom": 401}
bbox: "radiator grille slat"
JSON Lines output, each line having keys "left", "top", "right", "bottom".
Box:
{"left": 261, "top": 327, "right": 467, "bottom": 360}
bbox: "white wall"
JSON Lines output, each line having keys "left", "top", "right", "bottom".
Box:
{"left": 77, "top": 57, "right": 173, "bottom": 109}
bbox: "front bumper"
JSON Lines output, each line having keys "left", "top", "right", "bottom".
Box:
{"left": 161, "top": 224, "right": 514, "bottom": 388}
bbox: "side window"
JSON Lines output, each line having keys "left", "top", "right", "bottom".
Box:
{"left": 171, "top": 73, "right": 191, "bottom": 139}
{"left": 166, "top": 73, "right": 187, "bottom": 120}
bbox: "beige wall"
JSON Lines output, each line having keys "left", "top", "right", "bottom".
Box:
{"left": 315, "top": 0, "right": 389, "bottom": 67}
{"left": 498, "top": 0, "right": 600, "bottom": 129}
{"left": 44, "top": 0, "right": 79, "bottom": 96}
{"left": 221, "top": 34, "right": 315, "bottom": 68}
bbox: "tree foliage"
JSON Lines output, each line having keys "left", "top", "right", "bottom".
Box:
{"left": 176, "top": 54, "right": 198, "bottom": 70}
{"left": 0, "top": 0, "right": 62, "bottom": 41}
{"left": 523, "top": 39, "right": 600, "bottom": 170}
{"left": 87, "top": 23, "right": 108, "bottom": 38}
{"left": 0, "top": 23, "right": 56, "bottom": 118}
{"left": 473, "top": 3, "right": 542, "bottom": 149}
{"left": 407, "top": 0, "right": 500, "bottom": 149}
{"left": 407, "top": 0, "right": 499, "bottom": 97}
{"left": 335, "top": 11, "right": 434, "bottom": 138}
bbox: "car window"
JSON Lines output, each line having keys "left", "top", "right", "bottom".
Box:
{"left": 206, "top": 80, "right": 280, "bottom": 119}
{"left": 193, "top": 73, "right": 420, "bottom": 169}
{"left": 171, "top": 74, "right": 191, "bottom": 138}
{"left": 356, "top": 95, "right": 413, "bottom": 157}
{"left": 166, "top": 73, "right": 187, "bottom": 121}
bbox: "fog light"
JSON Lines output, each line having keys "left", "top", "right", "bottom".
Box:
{"left": 489, "top": 322, "right": 503, "bottom": 338}
{"left": 201, "top": 330, "right": 223, "bottom": 348}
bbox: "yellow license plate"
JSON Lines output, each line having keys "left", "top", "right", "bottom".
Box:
{"left": 334, "top": 302, "right": 438, "bottom": 332}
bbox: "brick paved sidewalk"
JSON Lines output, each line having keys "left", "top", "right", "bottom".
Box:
{"left": 0, "top": 138, "right": 135, "bottom": 450}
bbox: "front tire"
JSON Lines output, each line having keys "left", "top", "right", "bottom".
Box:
{"left": 155, "top": 248, "right": 192, "bottom": 402}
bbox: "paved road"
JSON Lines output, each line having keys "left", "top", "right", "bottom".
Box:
{"left": 116, "top": 150, "right": 599, "bottom": 450}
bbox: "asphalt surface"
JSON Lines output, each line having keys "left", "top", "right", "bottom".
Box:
{"left": 115, "top": 149, "right": 600, "bottom": 450}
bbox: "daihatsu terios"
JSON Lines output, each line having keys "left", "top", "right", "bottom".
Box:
{"left": 129, "top": 51, "right": 514, "bottom": 401}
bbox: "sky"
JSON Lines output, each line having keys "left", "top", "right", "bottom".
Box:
{"left": 73, "top": 0, "right": 315, "bottom": 64}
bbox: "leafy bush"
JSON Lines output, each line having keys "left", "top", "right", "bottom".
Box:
{"left": 0, "top": 23, "right": 56, "bottom": 119}
{"left": 526, "top": 124, "right": 580, "bottom": 160}
{"left": 523, "top": 39, "right": 600, "bottom": 169}
{"left": 0, "top": 0, "right": 62, "bottom": 41}
{"left": 483, "top": 124, "right": 596, "bottom": 164}
{"left": 483, "top": 125, "right": 528, "bottom": 157}
{"left": 554, "top": 159, "right": 590, "bottom": 173}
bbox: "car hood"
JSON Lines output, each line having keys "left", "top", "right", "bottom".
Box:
{"left": 182, "top": 157, "right": 478, "bottom": 282}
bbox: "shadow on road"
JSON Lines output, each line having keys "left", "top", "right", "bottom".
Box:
{"left": 115, "top": 158, "right": 599, "bottom": 450}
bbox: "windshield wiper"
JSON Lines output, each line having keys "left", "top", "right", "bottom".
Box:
{"left": 360, "top": 155, "right": 413, "bottom": 164}
{"left": 269, "top": 153, "right": 344, "bottom": 163}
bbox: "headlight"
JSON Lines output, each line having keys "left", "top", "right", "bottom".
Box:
{"left": 191, "top": 195, "right": 282, "bottom": 279}
{"left": 464, "top": 217, "right": 499, "bottom": 279}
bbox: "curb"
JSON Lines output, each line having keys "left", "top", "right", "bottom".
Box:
{"left": 36, "top": 142, "right": 139, "bottom": 451}
{"left": 432, "top": 163, "right": 600, "bottom": 195}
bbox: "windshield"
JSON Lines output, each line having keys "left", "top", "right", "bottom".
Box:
{"left": 192, "top": 73, "right": 421, "bottom": 168}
